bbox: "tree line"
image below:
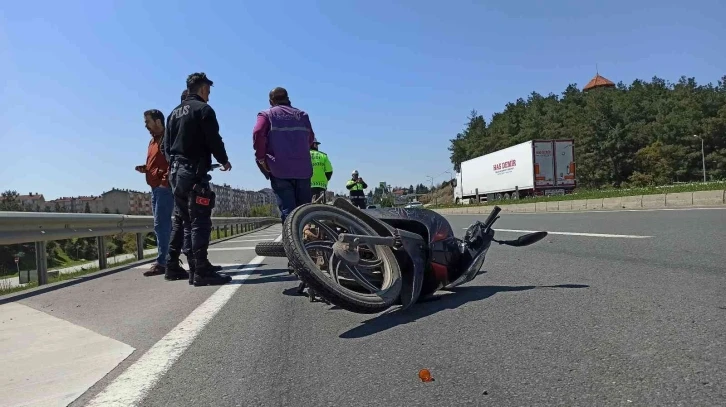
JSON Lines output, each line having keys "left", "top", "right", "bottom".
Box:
{"left": 448, "top": 75, "right": 726, "bottom": 188}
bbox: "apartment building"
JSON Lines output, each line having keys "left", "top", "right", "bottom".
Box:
{"left": 17, "top": 193, "right": 46, "bottom": 211}
{"left": 207, "top": 183, "right": 279, "bottom": 217}
{"left": 11, "top": 185, "right": 277, "bottom": 217}
{"left": 101, "top": 188, "right": 152, "bottom": 215}
{"left": 46, "top": 195, "right": 104, "bottom": 213}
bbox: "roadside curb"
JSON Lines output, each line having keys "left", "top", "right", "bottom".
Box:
{"left": 0, "top": 223, "right": 277, "bottom": 304}
{"left": 433, "top": 190, "right": 726, "bottom": 215}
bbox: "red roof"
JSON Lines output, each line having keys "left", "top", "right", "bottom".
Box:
{"left": 583, "top": 74, "right": 615, "bottom": 91}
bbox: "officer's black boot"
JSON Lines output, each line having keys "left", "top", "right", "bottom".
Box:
{"left": 185, "top": 254, "right": 195, "bottom": 285}
{"left": 200, "top": 260, "right": 224, "bottom": 273}
{"left": 193, "top": 254, "right": 232, "bottom": 286}
{"left": 165, "top": 257, "right": 190, "bottom": 281}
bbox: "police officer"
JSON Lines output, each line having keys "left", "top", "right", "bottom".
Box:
{"left": 163, "top": 72, "right": 232, "bottom": 286}
{"left": 176, "top": 89, "right": 224, "bottom": 283}
{"left": 310, "top": 138, "right": 333, "bottom": 203}
{"left": 346, "top": 170, "right": 368, "bottom": 209}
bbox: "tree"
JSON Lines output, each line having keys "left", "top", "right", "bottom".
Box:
{"left": 84, "top": 202, "right": 92, "bottom": 213}
{"left": 449, "top": 75, "right": 726, "bottom": 187}
{"left": 0, "top": 190, "right": 22, "bottom": 211}
{"left": 103, "top": 207, "right": 111, "bottom": 214}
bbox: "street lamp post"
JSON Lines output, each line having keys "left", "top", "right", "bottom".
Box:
{"left": 693, "top": 135, "right": 706, "bottom": 182}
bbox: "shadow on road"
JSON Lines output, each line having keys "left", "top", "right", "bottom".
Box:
{"left": 228, "top": 267, "right": 298, "bottom": 285}
{"left": 339, "top": 284, "right": 589, "bottom": 339}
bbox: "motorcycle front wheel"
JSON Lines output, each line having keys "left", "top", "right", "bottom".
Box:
{"left": 283, "top": 203, "right": 402, "bottom": 314}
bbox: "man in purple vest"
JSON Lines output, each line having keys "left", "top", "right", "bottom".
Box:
{"left": 253, "top": 87, "right": 315, "bottom": 222}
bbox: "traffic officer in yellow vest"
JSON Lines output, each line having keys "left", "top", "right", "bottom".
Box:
{"left": 310, "top": 138, "right": 333, "bottom": 203}
{"left": 346, "top": 170, "right": 368, "bottom": 209}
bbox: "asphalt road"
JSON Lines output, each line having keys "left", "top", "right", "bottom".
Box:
{"left": 16, "top": 208, "right": 726, "bottom": 406}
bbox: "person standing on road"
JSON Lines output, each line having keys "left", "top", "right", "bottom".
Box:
{"left": 135, "top": 109, "right": 173, "bottom": 277}
{"left": 346, "top": 170, "right": 368, "bottom": 209}
{"left": 253, "top": 87, "right": 315, "bottom": 222}
{"left": 163, "top": 72, "right": 233, "bottom": 286}
{"left": 175, "top": 89, "right": 224, "bottom": 282}
{"left": 310, "top": 138, "right": 333, "bottom": 204}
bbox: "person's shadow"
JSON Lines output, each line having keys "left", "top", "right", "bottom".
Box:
{"left": 339, "top": 284, "right": 589, "bottom": 339}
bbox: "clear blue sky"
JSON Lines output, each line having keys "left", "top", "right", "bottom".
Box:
{"left": 1, "top": 0, "right": 724, "bottom": 200}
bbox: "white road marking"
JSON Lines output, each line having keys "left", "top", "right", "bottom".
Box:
{"left": 227, "top": 238, "right": 275, "bottom": 243}
{"left": 86, "top": 235, "right": 282, "bottom": 407}
{"left": 0, "top": 303, "right": 135, "bottom": 407}
{"left": 465, "top": 227, "right": 652, "bottom": 239}
{"left": 208, "top": 246, "right": 256, "bottom": 252}
{"left": 448, "top": 206, "right": 726, "bottom": 216}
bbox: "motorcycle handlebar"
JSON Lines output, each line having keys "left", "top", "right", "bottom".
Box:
{"left": 482, "top": 206, "right": 501, "bottom": 229}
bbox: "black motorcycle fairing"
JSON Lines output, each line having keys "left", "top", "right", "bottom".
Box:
{"left": 430, "top": 237, "right": 464, "bottom": 285}
{"left": 444, "top": 227, "right": 495, "bottom": 290}
{"left": 331, "top": 198, "right": 394, "bottom": 237}
{"left": 394, "top": 228, "right": 428, "bottom": 309}
{"left": 361, "top": 206, "right": 456, "bottom": 245}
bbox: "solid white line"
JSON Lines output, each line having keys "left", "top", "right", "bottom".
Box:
{"left": 86, "top": 235, "right": 282, "bottom": 407}
{"left": 227, "top": 238, "right": 274, "bottom": 243}
{"left": 467, "top": 227, "right": 652, "bottom": 239}
{"left": 207, "top": 246, "right": 256, "bottom": 252}
{"left": 447, "top": 206, "right": 726, "bottom": 216}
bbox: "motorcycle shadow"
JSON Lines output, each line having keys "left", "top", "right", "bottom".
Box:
{"left": 226, "top": 266, "right": 300, "bottom": 285}
{"left": 339, "top": 283, "right": 590, "bottom": 339}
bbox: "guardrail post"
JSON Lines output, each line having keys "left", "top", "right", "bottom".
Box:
{"left": 136, "top": 233, "right": 144, "bottom": 261}
{"left": 216, "top": 226, "right": 220, "bottom": 240}
{"left": 236, "top": 224, "right": 240, "bottom": 234}
{"left": 35, "top": 241, "right": 48, "bottom": 285}
{"left": 224, "top": 225, "right": 228, "bottom": 238}
{"left": 97, "top": 236, "right": 108, "bottom": 270}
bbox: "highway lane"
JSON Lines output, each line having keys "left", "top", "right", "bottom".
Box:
{"left": 116, "top": 207, "right": 724, "bottom": 407}
{"left": 7, "top": 226, "right": 281, "bottom": 407}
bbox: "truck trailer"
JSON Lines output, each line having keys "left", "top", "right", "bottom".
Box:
{"left": 454, "top": 139, "right": 576, "bottom": 204}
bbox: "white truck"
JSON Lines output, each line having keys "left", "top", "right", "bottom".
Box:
{"left": 453, "top": 139, "right": 576, "bottom": 204}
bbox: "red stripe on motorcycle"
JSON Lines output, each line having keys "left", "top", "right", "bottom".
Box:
{"left": 430, "top": 262, "right": 449, "bottom": 285}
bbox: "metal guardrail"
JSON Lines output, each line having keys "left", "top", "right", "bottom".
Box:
{"left": 0, "top": 212, "right": 280, "bottom": 286}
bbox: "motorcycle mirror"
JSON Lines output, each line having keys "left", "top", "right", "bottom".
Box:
{"left": 497, "top": 231, "right": 548, "bottom": 247}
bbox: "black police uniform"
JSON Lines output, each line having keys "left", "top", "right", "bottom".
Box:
{"left": 163, "top": 94, "right": 231, "bottom": 286}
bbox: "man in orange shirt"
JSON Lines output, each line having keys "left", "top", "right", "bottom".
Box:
{"left": 136, "top": 109, "right": 176, "bottom": 277}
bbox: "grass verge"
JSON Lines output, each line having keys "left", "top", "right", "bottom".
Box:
{"left": 431, "top": 181, "right": 726, "bottom": 209}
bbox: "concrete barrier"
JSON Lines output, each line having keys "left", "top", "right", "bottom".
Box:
{"left": 434, "top": 189, "right": 725, "bottom": 215}
{"left": 665, "top": 192, "right": 693, "bottom": 207}
{"left": 571, "top": 200, "right": 588, "bottom": 211}
{"left": 555, "top": 200, "right": 573, "bottom": 211}
{"left": 602, "top": 197, "right": 622, "bottom": 209}
{"left": 642, "top": 194, "right": 667, "bottom": 208}
{"left": 621, "top": 195, "right": 643, "bottom": 209}
{"left": 586, "top": 199, "right": 603, "bottom": 210}
{"left": 692, "top": 190, "right": 725, "bottom": 206}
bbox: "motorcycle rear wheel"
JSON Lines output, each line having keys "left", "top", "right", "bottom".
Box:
{"left": 283, "top": 203, "right": 402, "bottom": 314}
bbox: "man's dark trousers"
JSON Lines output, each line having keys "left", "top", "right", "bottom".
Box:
{"left": 311, "top": 187, "right": 327, "bottom": 204}
{"left": 271, "top": 176, "right": 312, "bottom": 223}
{"left": 167, "top": 160, "right": 213, "bottom": 264}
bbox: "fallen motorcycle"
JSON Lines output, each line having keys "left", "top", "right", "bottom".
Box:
{"left": 255, "top": 198, "right": 547, "bottom": 314}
